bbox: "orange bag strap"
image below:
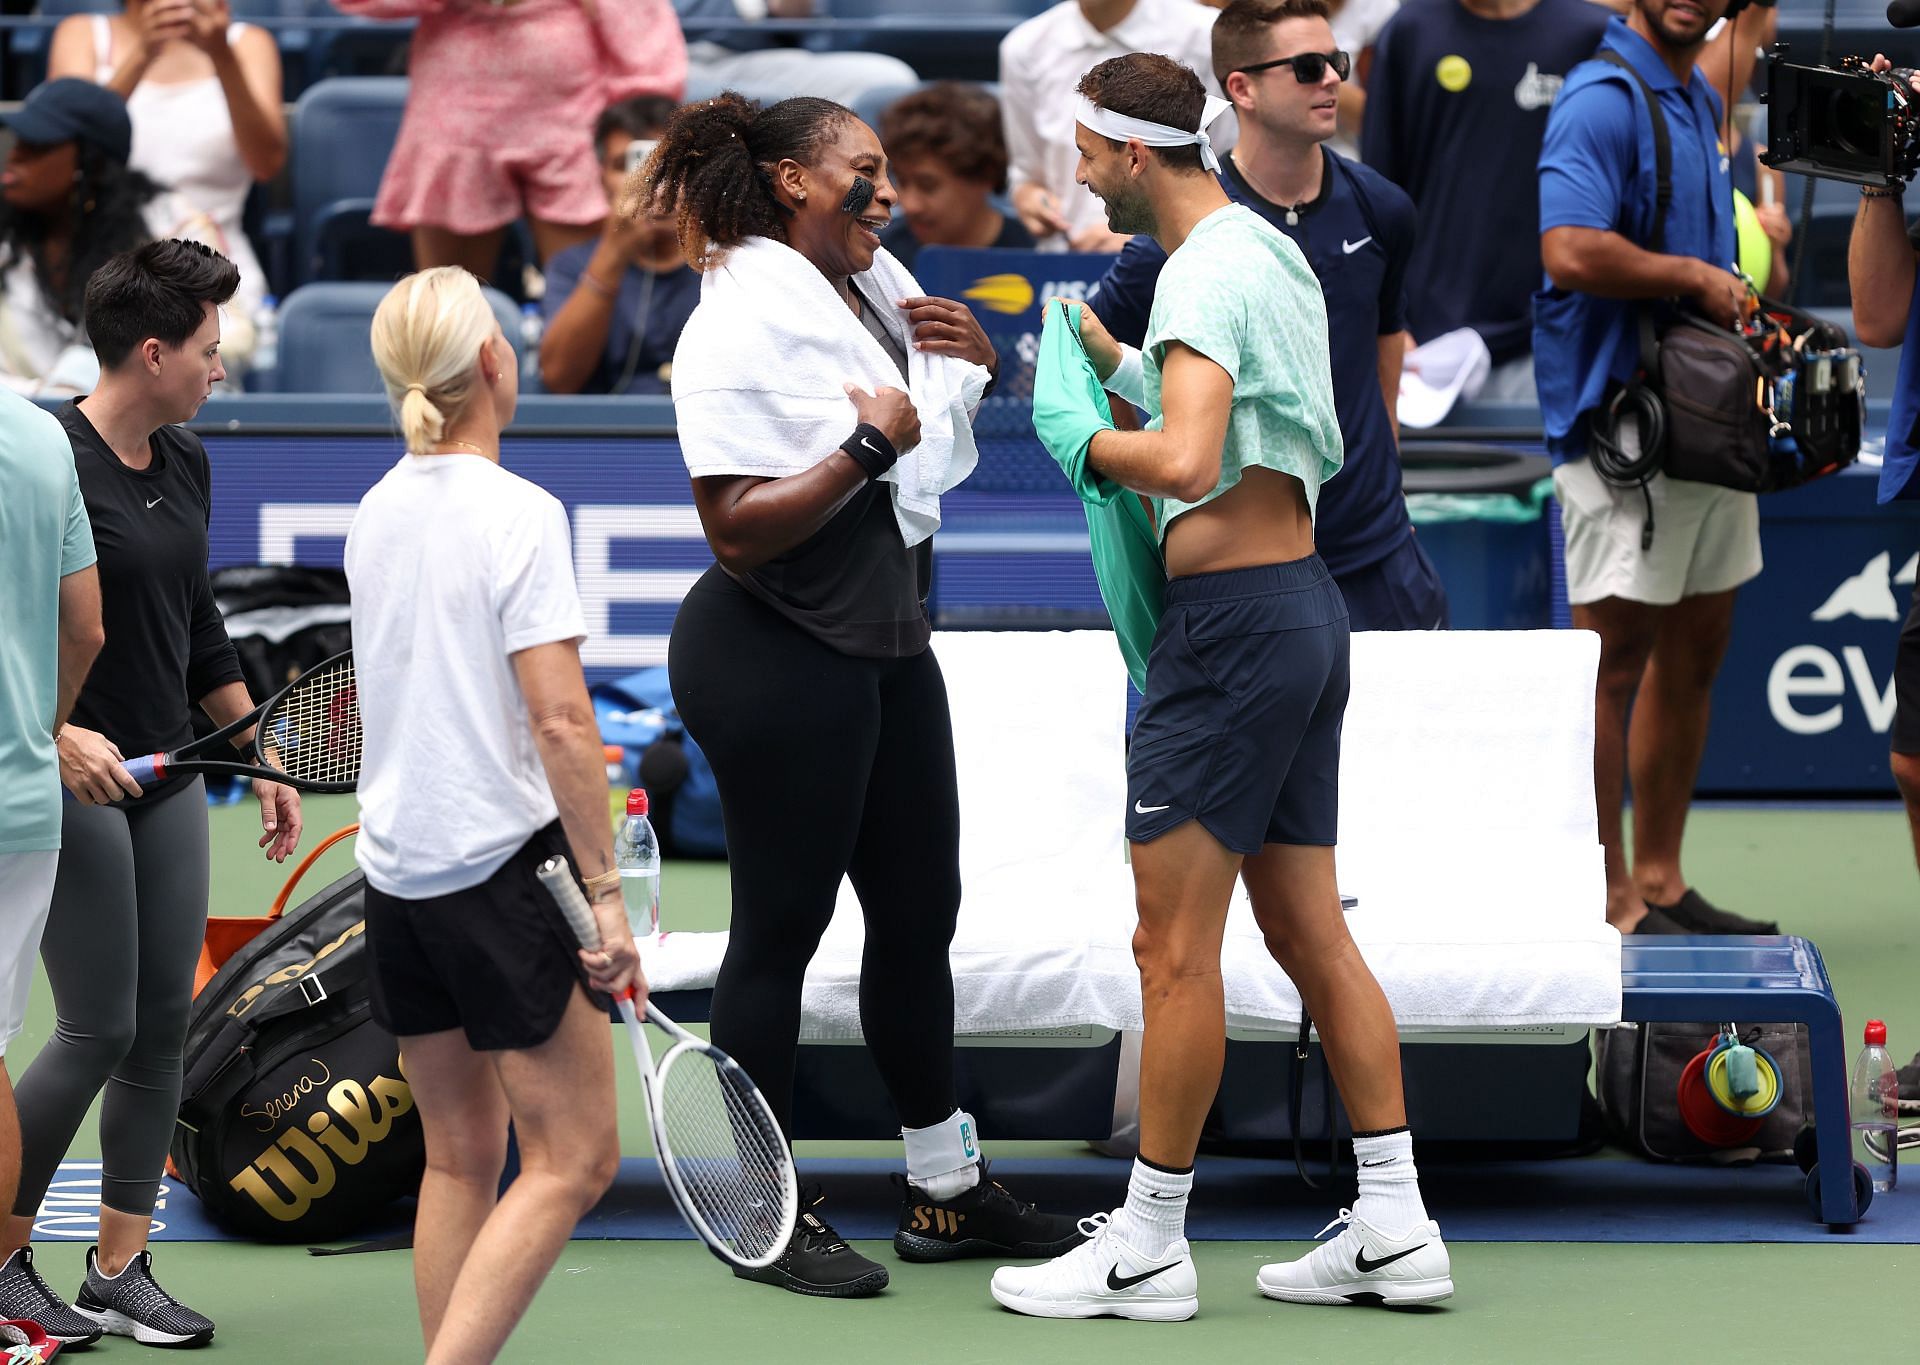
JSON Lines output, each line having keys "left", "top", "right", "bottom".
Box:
{"left": 268, "top": 823, "right": 360, "bottom": 919}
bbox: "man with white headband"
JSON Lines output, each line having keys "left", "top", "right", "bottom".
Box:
{"left": 994, "top": 51, "right": 1451, "bottom": 1322}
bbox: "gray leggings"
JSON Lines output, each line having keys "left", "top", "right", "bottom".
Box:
{"left": 13, "top": 778, "right": 209, "bottom": 1219}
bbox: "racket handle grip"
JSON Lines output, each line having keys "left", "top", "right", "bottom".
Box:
{"left": 124, "top": 754, "right": 160, "bottom": 788}
{"left": 536, "top": 856, "right": 602, "bottom": 950}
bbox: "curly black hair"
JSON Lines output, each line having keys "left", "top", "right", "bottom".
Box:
{"left": 636, "top": 92, "right": 855, "bottom": 270}
{"left": 0, "top": 144, "right": 163, "bottom": 327}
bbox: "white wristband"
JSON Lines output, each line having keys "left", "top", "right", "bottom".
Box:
{"left": 1106, "top": 344, "right": 1146, "bottom": 408}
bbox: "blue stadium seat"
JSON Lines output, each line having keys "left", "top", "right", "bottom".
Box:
{"left": 818, "top": 0, "right": 1043, "bottom": 83}
{"left": 850, "top": 80, "right": 922, "bottom": 135}
{"left": 1796, "top": 205, "right": 1855, "bottom": 309}
{"left": 287, "top": 76, "right": 411, "bottom": 287}
{"left": 274, "top": 281, "right": 522, "bottom": 394}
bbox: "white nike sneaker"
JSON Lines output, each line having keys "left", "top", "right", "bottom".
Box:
{"left": 990, "top": 1211, "right": 1198, "bottom": 1321}
{"left": 1256, "top": 1208, "right": 1452, "bottom": 1306}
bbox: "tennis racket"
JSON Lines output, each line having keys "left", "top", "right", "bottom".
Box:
{"left": 121, "top": 650, "right": 360, "bottom": 793}
{"left": 536, "top": 855, "right": 799, "bottom": 1270}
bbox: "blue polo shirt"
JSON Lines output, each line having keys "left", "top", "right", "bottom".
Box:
{"left": 1879, "top": 230, "right": 1920, "bottom": 504}
{"left": 1091, "top": 149, "right": 1417, "bottom": 576}
{"left": 1534, "top": 17, "right": 1735, "bottom": 463}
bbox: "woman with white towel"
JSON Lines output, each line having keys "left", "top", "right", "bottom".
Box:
{"left": 647, "top": 93, "right": 1085, "bottom": 1300}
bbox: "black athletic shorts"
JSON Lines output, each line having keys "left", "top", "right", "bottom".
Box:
{"left": 365, "top": 820, "right": 607, "bottom": 1051}
{"left": 1126, "top": 556, "right": 1351, "bottom": 854}
{"left": 1894, "top": 575, "right": 1920, "bottom": 756}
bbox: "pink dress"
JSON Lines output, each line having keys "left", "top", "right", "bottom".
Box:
{"left": 334, "top": 0, "right": 686, "bottom": 235}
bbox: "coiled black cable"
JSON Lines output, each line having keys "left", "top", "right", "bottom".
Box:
{"left": 1589, "top": 381, "right": 1667, "bottom": 550}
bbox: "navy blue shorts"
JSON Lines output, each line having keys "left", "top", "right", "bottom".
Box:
{"left": 1335, "top": 532, "right": 1450, "bottom": 632}
{"left": 1126, "top": 556, "right": 1351, "bottom": 854}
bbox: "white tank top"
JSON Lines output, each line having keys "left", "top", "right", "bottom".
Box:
{"left": 90, "top": 14, "right": 262, "bottom": 288}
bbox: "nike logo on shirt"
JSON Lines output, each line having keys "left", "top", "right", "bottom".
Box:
{"left": 1134, "top": 801, "right": 1171, "bottom": 814}
{"left": 146, "top": 496, "right": 164, "bottom": 508}
{"left": 1354, "top": 1243, "right": 1427, "bottom": 1273}
{"left": 1107, "top": 1259, "right": 1184, "bottom": 1290}
{"left": 1342, "top": 236, "right": 1373, "bottom": 254}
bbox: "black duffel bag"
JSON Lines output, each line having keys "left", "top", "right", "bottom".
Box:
{"left": 171, "top": 828, "right": 423, "bottom": 1241}
{"left": 1594, "top": 1021, "right": 1812, "bottom": 1162}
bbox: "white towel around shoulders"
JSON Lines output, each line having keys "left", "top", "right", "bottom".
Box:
{"left": 669, "top": 235, "right": 990, "bottom": 547}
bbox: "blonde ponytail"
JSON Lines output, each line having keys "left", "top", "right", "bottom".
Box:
{"left": 371, "top": 268, "right": 498, "bottom": 453}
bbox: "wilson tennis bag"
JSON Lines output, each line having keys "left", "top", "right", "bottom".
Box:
{"left": 171, "top": 829, "right": 423, "bottom": 1241}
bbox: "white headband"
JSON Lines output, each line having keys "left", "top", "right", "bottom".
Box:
{"left": 1074, "top": 93, "right": 1233, "bottom": 173}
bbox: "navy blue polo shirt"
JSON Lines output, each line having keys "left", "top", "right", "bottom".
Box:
{"left": 1091, "top": 149, "right": 1417, "bottom": 577}
{"left": 1534, "top": 16, "right": 1735, "bottom": 462}
{"left": 1361, "top": 0, "right": 1610, "bottom": 363}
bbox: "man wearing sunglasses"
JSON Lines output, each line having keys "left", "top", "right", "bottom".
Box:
{"left": 1361, "top": 0, "right": 1610, "bottom": 401}
{"left": 1092, "top": 0, "right": 1446, "bottom": 632}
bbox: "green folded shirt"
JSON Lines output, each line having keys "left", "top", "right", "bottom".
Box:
{"left": 1032, "top": 300, "right": 1166, "bottom": 692}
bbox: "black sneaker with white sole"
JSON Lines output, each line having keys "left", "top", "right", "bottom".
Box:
{"left": 0, "top": 1246, "right": 102, "bottom": 1346}
{"left": 893, "top": 1161, "right": 1088, "bottom": 1263}
{"left": 732, "top": 1185, "right": 889, "bottom": 1299}
{"left": 74, "top": 1247, "right": 214, "bottom": 1348}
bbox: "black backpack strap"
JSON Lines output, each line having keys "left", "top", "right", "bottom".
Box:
{"left": 1594, "top": 50, "right": 1671, "bottom": 256}
{"left": 1594, "top": 50, "right": 1672, "bottom": 378}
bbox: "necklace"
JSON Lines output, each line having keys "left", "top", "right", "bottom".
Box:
{"left": 1232, "top": 150, "right": 1314, "bottom": 226}
{"left": 430, "top": 440, "right": 488, "bottom": 456}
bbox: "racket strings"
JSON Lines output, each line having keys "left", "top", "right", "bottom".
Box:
{"left": 657, "top": 1053, "right": 791, "bottom": 1263}
{"left": 265, "top": 657, "right": 362, "bottom": 787}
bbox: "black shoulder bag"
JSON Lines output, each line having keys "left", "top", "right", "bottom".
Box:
{"left": 1588, "top": 52, "right": 1863, "bottom": 540}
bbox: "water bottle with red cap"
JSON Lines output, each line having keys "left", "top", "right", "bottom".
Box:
{"left": 614, "top": 788, "right": 661, "bottom": 940}
{"left": 1852, "top": 1019, "right": 1898, "bottom": 1192}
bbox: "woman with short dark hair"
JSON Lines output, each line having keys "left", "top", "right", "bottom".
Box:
{"left": 645, "top": 91, "right": 1083, "bottom": 1300}
{"left": 0, "top": 238, "right": 297, "bottom": 1349}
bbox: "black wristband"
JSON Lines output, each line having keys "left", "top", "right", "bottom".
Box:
{"left": 840, "top": 422, "right": 900, "bottom": 479}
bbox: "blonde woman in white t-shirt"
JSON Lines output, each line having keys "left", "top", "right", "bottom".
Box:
{"left": 345, "top": 266, "right": 643, "bottom": 1365}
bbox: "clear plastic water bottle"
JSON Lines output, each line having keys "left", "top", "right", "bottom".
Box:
{"left": 252, "top": 294, "right": 278, "bottom": 388}
{"left": 518, "top": 302, "right": 543, "bottom": 385}
{"left": 1851, "top": 1018, "right": 1898, "bottom": 1192}
{"left": 614, "top": 788, "right": 660, "bottom": 941}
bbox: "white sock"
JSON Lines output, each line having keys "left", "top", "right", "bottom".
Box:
{"left": 1351, "top": 1127, "right": 1430, "bottom": 1237}
{"left": 1111, "top": 1157, "right": 1191, "bottom": 1259}
{"left": 902, "top": 1110, "right": 982, "bottom": 1200}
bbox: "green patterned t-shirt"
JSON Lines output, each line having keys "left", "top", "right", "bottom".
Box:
{"left": 1143, "top": 203, "right": 1344, "bottom": 539}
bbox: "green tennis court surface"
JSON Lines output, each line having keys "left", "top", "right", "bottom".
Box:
{"left": 12, "top": 798, "right": 1915, "bottom": 1361}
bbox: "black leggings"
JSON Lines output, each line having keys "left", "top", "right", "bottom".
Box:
{"left": 669, "top": 570, "right": 961, "bottom": 1136}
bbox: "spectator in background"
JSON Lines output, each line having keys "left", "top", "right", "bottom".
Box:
{"left": 674, "top": 0, "right": 919, "bottom": 108}
{"left": 48, "top": 0, "right": 285, "bottom": 320}
{"left": 1703, "top": 4, "right": 1790, "bottom": 293}
{"left": 1362, "top": 0, "right": 1609, "bottom": 399}
{"left": 0, "top": 79, "right": 259, "bottom": 394}
{"left": 1095, "top": 0, "right": 1443, "bottom": 630}
{"left": 1001, "top": 0, "right": 1224, "bottom": 251}
{"left": 876, "top": 82, "right": 1034, "bottom": 270}
{"left": 1327, "top": 0, "right": 1397, "bottom": 153}
{"left": 333, "top": 0, "right": 686, "bottom": 276}
{"left": 540, "top": 97, "right": 699, "bottom": 396}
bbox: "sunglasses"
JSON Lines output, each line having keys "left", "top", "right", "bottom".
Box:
{"left": 1234, "top": 49, "right": 1352, "bottom": 83}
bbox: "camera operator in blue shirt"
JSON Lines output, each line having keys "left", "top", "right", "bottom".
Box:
{"left": 1848, "top": 54, "right": 1920, "bottom": 886}
{"left": 1534, "top": 0, "right": 1777, "bottom": 938}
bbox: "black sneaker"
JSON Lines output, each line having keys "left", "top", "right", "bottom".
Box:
{"left": 0, "top": 1247, "right": 102, "bottom": 1346}
{"left": 74, "top": 1247, "right": 214, "bottom": 1348}
{"left": 892, "top": 1161, "right": 1089, "bottom": 1263}
{"left": 732, "top": 1185, "right": 889, "bottom": 1299}
{"left": 1649, "top": 889, "right": 1779, "bottom": 936}
{"left": 1898, "top": 1052, "right": 1920, "bottom": 1115}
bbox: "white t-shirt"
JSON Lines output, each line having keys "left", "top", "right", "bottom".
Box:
{"left": 345, "top": 453, "right": 586, "bottom": 900}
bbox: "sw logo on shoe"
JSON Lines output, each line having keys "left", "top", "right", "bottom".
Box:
{"left": 908, "top": 1205, "right": 968, "bottom": 1236}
